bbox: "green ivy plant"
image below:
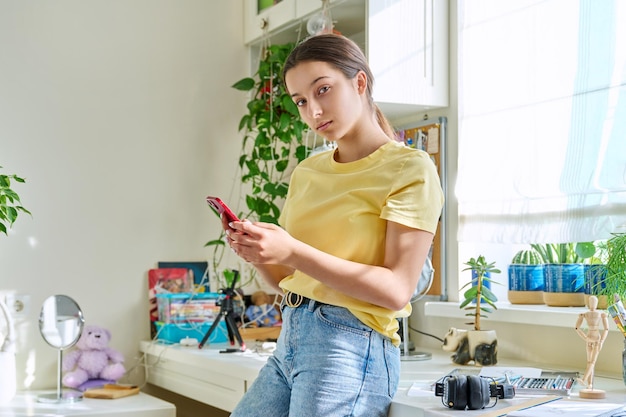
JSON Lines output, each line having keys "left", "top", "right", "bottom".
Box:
{"left": 460, "top": 255, "right": 500, "bottom": 331}
{"left": 205, "top": 43, "right": 310, "bottom": 289}
{"left": 0, "top": 166, "right": 31, "bottom": 235}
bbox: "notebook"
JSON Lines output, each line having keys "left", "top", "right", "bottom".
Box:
{"left": 507, "top": 399, "right": 625, "bottom": 417}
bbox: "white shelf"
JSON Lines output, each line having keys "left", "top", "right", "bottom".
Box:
{"left": 425, "top": 301, "right": 622, "bottom": 332}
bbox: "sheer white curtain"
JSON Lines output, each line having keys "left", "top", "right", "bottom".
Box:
{"left": 456, "top": 0, "right": 626, "bottom": 244}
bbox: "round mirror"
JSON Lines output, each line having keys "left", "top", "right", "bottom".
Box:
{"left": 39, "top": 295, "right": 84, "bottom": 349}
{"left": 38, "top": 295, "right": 85, "bottom": 403}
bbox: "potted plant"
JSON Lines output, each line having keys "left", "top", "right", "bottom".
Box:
{"left": 0, "top": 166, "right": 30, "bottom": 235}
{"left": 460, "top": 255, "right": 500, "bottom": 331}
{"left": 205, "top": 43, "right": 310, "bottom": 290}
{"left": 443, "top": 256, "right": 500, "bottom": 366}
{"left": 508, "top": 248, "right": 545, "bottom": 304}
{"left": 589, "top": 233, "right": 626, "bottom": 307}
{"left": 531, "top": 242, "right": 595, "bottom": 307}
{"left": 0, "top": 166, "right": 29, "bottom": 404}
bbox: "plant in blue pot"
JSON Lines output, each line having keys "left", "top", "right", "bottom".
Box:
{"left": 532, "top": 242, "right": 595, "bottom": 307}
{"left": 508, "top": 248, "right": 545, "bottom": 304}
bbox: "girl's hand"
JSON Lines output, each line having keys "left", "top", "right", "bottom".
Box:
{"left": 227, "top": 221, "right": 295, "bottom": 265}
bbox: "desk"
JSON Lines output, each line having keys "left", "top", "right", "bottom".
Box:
{"left": 140, "top": 341, "right": 626, "bottom": 416}
{"left": 0, "top": 391, "right": 175, "bottom": 417}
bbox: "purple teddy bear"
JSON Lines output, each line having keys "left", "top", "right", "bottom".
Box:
{"left": 62, "top": 325, "right": 126, "bottom": 390}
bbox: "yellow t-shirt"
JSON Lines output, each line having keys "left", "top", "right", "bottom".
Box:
{"left": 278, "top": 141, "right": 444, "bottom": 345}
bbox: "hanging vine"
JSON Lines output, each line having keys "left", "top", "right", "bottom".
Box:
{"left": 205, "top": 42, "right": 310, "bottom": 289}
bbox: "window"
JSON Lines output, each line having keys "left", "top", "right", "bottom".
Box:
{"left": 456, "top": 0, "right": 626, "bottom": 246}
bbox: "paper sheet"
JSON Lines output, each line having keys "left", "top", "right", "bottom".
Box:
{"left": 478, "top": 366, "right": 542, "bottom": 379}
{"left": 407, "top": 381, "right": 435, "bottom": 397}
{"left": 507, "top": 399, "right": 625, "bottom": 417}
{"left": 426, "top": 127, "right": 439, "bottom": 153}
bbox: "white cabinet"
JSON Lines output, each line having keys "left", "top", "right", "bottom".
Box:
{"left": 244, "top": 0, "right": 297, "bottom": 45}
{"left": 368, "top": 0, "right": 449, "bottom": 118}
{"left": 244, "top": 0, "right": 365, "bottom": 46}
{"left": 296, "top": 0, "right": 328, "bottom": 18}
{"left": 243, "top": 0, "right": 449, "bottom": 120}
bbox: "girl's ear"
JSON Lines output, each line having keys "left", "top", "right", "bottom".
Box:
{"left": 355, "top": 70, "right": 368, "bottom": 95}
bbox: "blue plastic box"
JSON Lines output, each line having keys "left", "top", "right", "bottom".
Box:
{"left": 156, "top": 292, "right": 222, "bottom": 323}
{"left": 155, "top": 321, "right": 229, "bottom": 344}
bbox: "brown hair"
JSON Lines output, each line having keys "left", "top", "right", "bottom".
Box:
{"left": 283, "top": 34, "right": 395, "bottom": 139}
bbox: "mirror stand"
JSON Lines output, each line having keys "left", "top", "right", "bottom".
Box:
{"left": 37, "top": 349, "right": 83, "bottom": 403}
{"left": 37, "top": 294, "right": 85, "bottom": 404}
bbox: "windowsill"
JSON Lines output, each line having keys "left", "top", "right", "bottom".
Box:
{"left": 424, "top": 301, "right": 622, "bottom": 332}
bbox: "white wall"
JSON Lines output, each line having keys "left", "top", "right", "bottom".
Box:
{"left": 0, "top": 1, "right": 247, "bottom": 390}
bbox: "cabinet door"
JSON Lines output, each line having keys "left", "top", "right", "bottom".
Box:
{"left": 368, "top": 0, "right": 448, "bottom": 116}
{"left": 296, "top": 0, "right": 325, "bottom": 19}
{"left": 244, "top": 0, "right": 297, "bottom": 44}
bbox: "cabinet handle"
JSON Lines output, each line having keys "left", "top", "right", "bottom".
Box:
{"left": 260, "top": 17, "right": 268, "bottom": 30}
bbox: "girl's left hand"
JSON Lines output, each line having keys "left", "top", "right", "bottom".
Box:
{"left": 227, "top": 221, "right": 295, "bottom": 265}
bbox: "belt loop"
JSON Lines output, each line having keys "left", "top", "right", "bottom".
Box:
{"left": 307, "top": 298, "right": 316, "bottom": 312}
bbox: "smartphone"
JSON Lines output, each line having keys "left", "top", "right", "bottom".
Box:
{"left": 206, "top": 196, "right": 240, "bottom": 223}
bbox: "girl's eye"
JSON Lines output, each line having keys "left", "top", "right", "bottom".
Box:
{"left": 318, "top": 86, "right": 330, "bottom": 95}
{"left": 295, "top": 98, "right": 306, "bottom": 107}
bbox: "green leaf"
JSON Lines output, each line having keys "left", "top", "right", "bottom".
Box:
{"left": 481, "top": 286, "right": 498, "bottom": 303}
{"left": 282, "top": 95, "right": 299, "bottom": 116}
{"left": 231, "top": 77, "right": 256, "bottom": 91}
{"left": 459, "top": 298, "right": 472, "bottom": 309}
{"left": 204, "top": 239, "right": 226, "bottom": 247}
{"left": 576, "top": 242, "right": 596, "bottom": 259}
{"left": 275, "top": 160, "right": 289, "bottom": 172}
{"left": 238, "top": 115, "right": 251, "bottom": 131}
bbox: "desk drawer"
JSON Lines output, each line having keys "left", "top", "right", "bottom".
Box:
{"left": 146, "top": 353, "right": 245, "bottom": 412}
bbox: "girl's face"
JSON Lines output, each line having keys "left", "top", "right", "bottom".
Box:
{"left": 285, "top": 61, "right": 367, "bottom": 142}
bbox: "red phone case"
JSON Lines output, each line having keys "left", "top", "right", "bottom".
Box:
{"left": 206, "top": 196, "right": 240, "bottom": 223}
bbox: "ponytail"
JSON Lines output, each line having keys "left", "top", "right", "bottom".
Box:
{"left": 375, "top": 105, "right": 395, "bottom": 140}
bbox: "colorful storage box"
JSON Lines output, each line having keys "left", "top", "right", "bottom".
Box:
{"left": 155, "top": 321, "right": 229, "bottom": 344}
{"left": 156, "top": 292, "right": 222, "bottom": 323}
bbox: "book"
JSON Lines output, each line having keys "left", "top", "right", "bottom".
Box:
{"left": 157, "top": 261, "right": 210, "bottom": 292}
{"left": 507, "top": 399, "right": 625, "bottom": 417}
{"left": 148, "top": 268, "right": 191, "bottom": 338}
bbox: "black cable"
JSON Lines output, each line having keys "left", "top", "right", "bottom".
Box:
{"left": 408, "top": 323, "right": 445, "bottom": 343}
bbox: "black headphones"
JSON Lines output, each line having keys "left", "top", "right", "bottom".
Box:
{"left": 434, "top": 374, "right": 515, "bottom": 410}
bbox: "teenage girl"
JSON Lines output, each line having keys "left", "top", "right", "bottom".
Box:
{"left": 226, "top": 34, "right": 444, "bottom": 417}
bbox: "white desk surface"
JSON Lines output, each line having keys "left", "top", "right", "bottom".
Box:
{"left": 391, "top": 353, "right": 626, "bottom": 417}
{"left": 140, "top": 341, "right": 626, "bottom": 417}
{"left": 0, "top": 391, "right": 175, "bottom": 417}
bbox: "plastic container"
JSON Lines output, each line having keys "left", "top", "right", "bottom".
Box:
{"left": 157, "top": 292, "right": 222, "bottom": 323}
{"left": 155, "top": 321, "right": 229, "bottom": 344}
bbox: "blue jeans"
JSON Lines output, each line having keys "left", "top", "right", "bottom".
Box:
{"left": 230, "top": 299, "right": 400, "bottom": 417}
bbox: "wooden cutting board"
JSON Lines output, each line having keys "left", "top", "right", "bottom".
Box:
{"left": 83, "top": 384, "right": 140, "bottom": 399}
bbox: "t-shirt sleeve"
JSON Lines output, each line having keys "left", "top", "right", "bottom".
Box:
{"left": 381, "top": 152, "right": 444, "bottom": 234}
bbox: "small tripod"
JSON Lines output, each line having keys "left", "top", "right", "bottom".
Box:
{"left": 198, "top": 270, "right": 246, "bottom": 352}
